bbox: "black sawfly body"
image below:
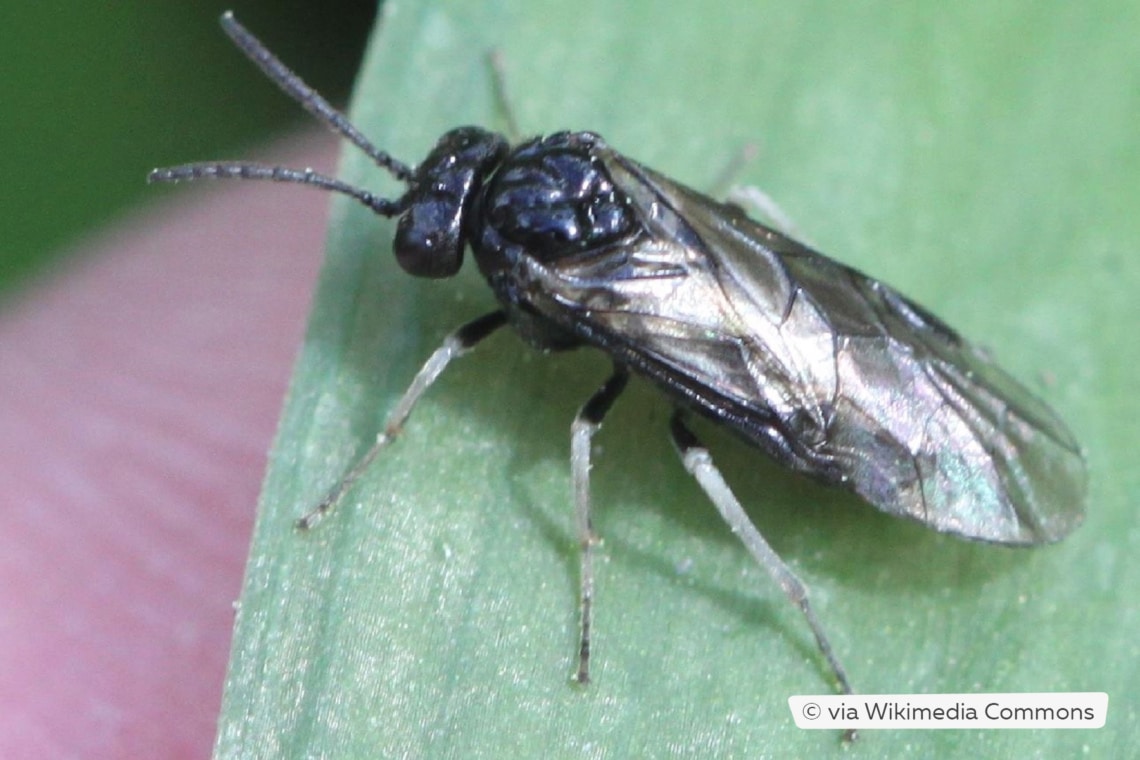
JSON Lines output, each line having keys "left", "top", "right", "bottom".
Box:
{"left": 151, "top": 13, "right": 1088, "bottom": 711}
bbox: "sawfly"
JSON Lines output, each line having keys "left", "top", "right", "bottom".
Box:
{"left": 150, "top": 12, "right": 1088, "bottom": 703}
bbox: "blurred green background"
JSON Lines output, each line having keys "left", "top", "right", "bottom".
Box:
{"left": 0, "top": 2, "right": 377, "bottom": 298}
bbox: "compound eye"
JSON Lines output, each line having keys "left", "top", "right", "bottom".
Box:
{"left": 394, "top": 127, "right": 508, "bottom": 278}
{"left": 395, "top": 196, "right": 464, "bottom": 277}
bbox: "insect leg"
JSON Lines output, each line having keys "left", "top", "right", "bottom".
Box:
{"left": 486, "top": 50, "right": 522, "bottom": 142}
{"left": 296, "top": 310, "right": 509, "bottom": 530}
{"left": 703, "top": 142, "right": 803, "bottom": 239}
{"left": 706, "top": 142, "right": 758, "bottom": 198}
{"left": 569, "top": 365, "right": 630, "bottom": 684}
{"left": 668, "top": 410, "right": 854, "bottom": 697}
{"left": 727, "top": 184, "right": 806, "bottom": 241}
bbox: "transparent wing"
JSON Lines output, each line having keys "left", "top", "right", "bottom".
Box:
{"left": 522, "top": 155, "right": 1086, "bottom": 545}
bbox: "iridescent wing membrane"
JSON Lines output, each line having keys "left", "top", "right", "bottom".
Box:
{"left": 519, "top": 149, "right": 1086, "bottom": 545}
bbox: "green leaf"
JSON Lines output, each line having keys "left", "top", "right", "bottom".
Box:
{"left": 216, "top": 1, "right": 1138, "bottom": 757}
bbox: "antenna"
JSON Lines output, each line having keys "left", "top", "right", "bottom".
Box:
{"left": 148, "top": 12, "right": 414, "bottom": 216}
